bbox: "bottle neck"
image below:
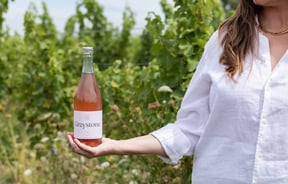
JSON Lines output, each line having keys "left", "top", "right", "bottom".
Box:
{"left": 82, "top": 52, "right": 94, "bottom": 73}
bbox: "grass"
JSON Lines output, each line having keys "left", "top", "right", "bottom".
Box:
{"left": 0, "top": 107, "right": 192, "bottom": 184}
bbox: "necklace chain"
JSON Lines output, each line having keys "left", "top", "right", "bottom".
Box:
{"left": 258, "top": 24, "right": 288, "bottom": 36}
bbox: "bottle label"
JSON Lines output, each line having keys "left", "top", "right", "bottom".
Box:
{"left": 74, "top": 110, "right": 102, "bottom": 139}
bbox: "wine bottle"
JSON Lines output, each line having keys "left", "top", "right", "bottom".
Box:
{"left": 74, "top": 47, "right": 102, "bottom": 147}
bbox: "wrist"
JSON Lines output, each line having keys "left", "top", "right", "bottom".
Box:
{"left": 110, "top": 139, "right": 125, "bottom": 155}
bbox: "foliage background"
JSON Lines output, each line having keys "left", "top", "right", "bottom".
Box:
{"left": 0, "top": 0, "right": 234, "bottom": 183}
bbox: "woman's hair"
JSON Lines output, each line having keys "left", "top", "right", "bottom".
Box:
{"left": 218, "top": 0, "right": 262, "bottom": 80}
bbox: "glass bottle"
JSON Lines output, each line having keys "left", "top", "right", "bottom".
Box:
{"left": 74, "top": 47, "right": 102, "bottom": 147}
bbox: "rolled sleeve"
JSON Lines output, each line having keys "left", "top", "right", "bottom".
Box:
{"left": 150, "top": 123, "right": 199, "bottom": 164}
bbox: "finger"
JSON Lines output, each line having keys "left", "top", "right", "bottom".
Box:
{"left": 67, "top": 136, "right": 95, "bottom": 158}
{"left": 67, "top": 135, "right": 80, "bottom": 153}
{"left": 67, "top": 134, "right": 87, "bottom": 152}
{"left": 74, "top": 139, "right": 98, "bottom": 156}
{"left": 67, "top": 133, "right": 76, "bottom": 147}
{"left": 101, "top": 137, "right": 111, "bottom": 143}
{"left": 72, "top": 144, "right": 94, "bottom": 158}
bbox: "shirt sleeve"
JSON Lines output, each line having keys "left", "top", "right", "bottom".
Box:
{"left": 150, "top": 32, "right": 218, "bottom": 164}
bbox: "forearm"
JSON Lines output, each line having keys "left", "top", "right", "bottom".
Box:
{"left": 68, "top": 132, "right": 167, "bottom": 158}
{"left": 116, "top": 134, "right": 167, "bottom": 157}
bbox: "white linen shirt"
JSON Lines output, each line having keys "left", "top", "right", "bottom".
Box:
{"left": 151, "top": 30, "right": 288, "bottom": 184}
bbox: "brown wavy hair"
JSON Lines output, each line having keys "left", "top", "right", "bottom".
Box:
{"left": 218, "top": 0, "right": 262, "bottom": 80}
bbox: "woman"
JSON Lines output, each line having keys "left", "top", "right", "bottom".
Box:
{"left": 67, "top": 0, "right": 288, "bottom": 183}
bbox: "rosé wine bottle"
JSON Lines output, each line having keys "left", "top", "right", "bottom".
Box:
{"left": 74, "top": 47, "right": 102, "bottom": 147}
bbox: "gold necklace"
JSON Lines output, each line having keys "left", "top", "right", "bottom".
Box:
{"left": 258, "top": 24, "right": 288, "bottom": 36}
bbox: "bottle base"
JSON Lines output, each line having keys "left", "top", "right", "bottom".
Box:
{"left": 78, "top": 138, "right": 102, "bottom": 147}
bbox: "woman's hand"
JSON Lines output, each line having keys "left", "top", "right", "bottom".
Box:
{"left": 67, "top": 132, "right": 118, "bottom": 158}
{"left": 67, "top": 132, "right": 166, "bottom": 158}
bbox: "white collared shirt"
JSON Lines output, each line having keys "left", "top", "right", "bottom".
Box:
{"left": 151, "top": 30, "right": 288, "bottom": 184}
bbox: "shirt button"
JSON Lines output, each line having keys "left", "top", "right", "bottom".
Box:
{"left": 261, "top": 119, "right": 268, "bottom": 124}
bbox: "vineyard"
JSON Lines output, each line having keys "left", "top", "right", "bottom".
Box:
{"left": 0, "top": 0, "right": 226, "bottom": 183}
